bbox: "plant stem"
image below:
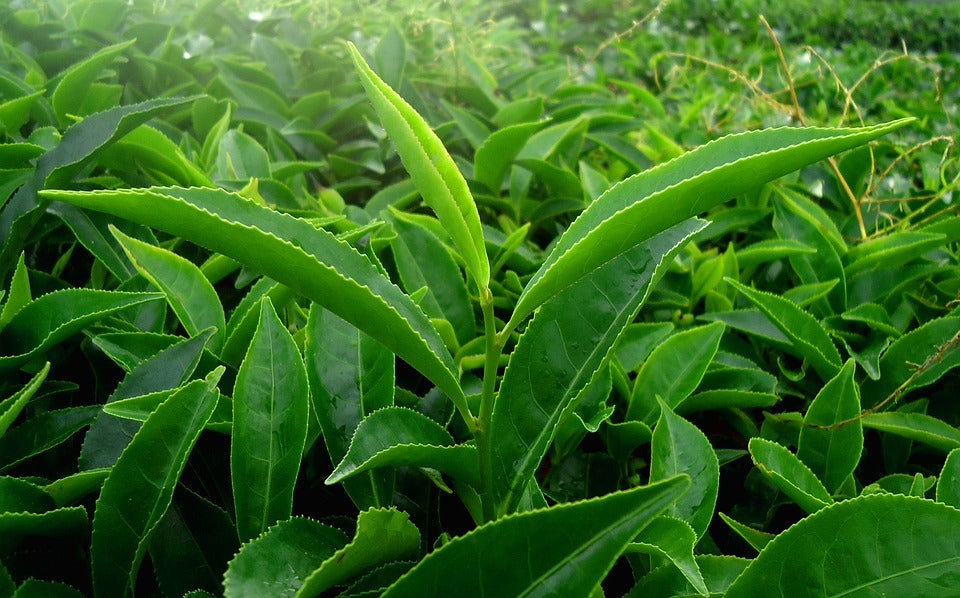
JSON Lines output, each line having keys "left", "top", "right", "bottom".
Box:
{"left": 476, "top": 285, "right": 500, "bottom": 521}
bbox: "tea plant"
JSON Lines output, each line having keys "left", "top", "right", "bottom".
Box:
{"left": 0, "top": 1, "right": 958, "bottom": 596}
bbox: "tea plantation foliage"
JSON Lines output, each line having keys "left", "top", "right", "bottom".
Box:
{"left": 0, "top": 0, "right": 958, "bottom": 596}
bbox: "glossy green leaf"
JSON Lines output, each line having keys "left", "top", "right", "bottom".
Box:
{"left": 649, "top": 400, "right": 720, "bottom": 539}
{"left": 0, "top": 96, "right": 197, "bottom": 277}
{"left": 99, "top": 124, "right": 212, "bottom": 187}
{"left": 718, "top": 512, "right": 775, "bottom": 553}
{"left": 44, "top": 186, "right": 469, "bottom": 426}
{"left": 348, "top": 42, "right": 489, "bottom": 288}
{"left": 296, "top": 508, "right": 420, "bottom": 597}
{"left": 223, "top": 517, "right": 348, "bottom": 598}
{"left": 748, "top": 437, "right": 833, "bottom": 513}
{"left": 382, "top": 476, "right": 690, "bottom": 597}
{"left": 628, "top": 555, "right": 749, "bottom": 597}
{"left": 491, "top": 219, "right": 705, "bottom": 516}
{"left": 728, "top": 280, "right": 841, "bottom": 380}
{"left": 51, "top": 40, "right": 134, "bottom": 124}
{"left": 506, "top": 119, "right": 912, "bottom": 332}
{"left": 862, "top": 412, "right": 960, "bottom": 453}
{"left": 475, "top": 121, "right": 544, "bottom": 192}
{"left": 91, "top": 369, "right": 222, "bottom": 598}
{"left": 844, "top": 231, "right": 948, "bottom": 276}
{"left": 725, "top": 495, "right": 960, "bottom": 597}
{"left": 222, "top": 279, "right": 295, "bottom": 368}
{"left": 860, "top": 315, "right": 960, "bottom": 407}
{"left": 11, "top": 579, "right": 85, "bottom": 598}
{"left": 0, "top": 362, "right": 48, "bottom": 437}
{"left": 937, "top": 448, "right": 960, "bottom": 508}
{"left": 80, "top": 329, "right": 214, "bottom": 469}
{"left": 0, "top": 252, "right": 30, "bottom": 330}
{"left": 215, "top": 129, "right": 271, "bottom": 180}
{"left": 0, "top": 407, "right": 100, "bottom": 472}
{"left": 627, "top": 516, "right": 708, "bottom": 595}
{"left": 305, "top": 306, "right": 395, "bottom": 509}
{"left": 627, "top": 321, "right": 725, "bottom": 424}
{"left": 232, "top": 298, "right": 309, "bottom": 542}
{"left": 0, "top": 289, "right": 163, "bottom": 372}
{"left": 798, "top": 360, "right": 863, "bottom": 493}
{"left": 389, "top": 214, "right": 475, "bottom": 345}
{"left": 327, "top": 407, "right": 479, "bottom": 488}
{"left": 43, "top": 468, "right": 110, "bottom": 507}
{"left": 112, "top": 226, "right": 226, "bottom": 352}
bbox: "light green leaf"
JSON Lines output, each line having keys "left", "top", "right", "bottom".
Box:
{"left": 43, "top": 185, "right": 469, "bottom": 426}
{"left": 798, "top": 360, "right": 863, "bottom": 493}
{"left": 937, "top": 448, "right": 960, "bottom": 509}
{"left": 718, "top": 512, "right": 775, "bottom": 553}
{"left": 627, "top": 321, "right": 725, "bottom": 424}
{"left": 725, "top": 495, "right": 960, "bottom": 597}
{"left": 491, "top": 219, "right": 705, "bottom": 516}
{"left": 0, "top": 252, "right": 31, "bottom": 330}
{"left": 0, "top": 362, "right": 48, "bottom": 438}
{"left": 728, "top": 280, "right": 841, "bottom": 380}
{"left": 223, "top": 517, "right": 349, "bottom": 598}
{"left": 748, "top": 437, "right": 833, "bottom": 513}
{"left": 628, "top": 555, "right": 749, "bottom": 597}
{"left": 627, "top": 516, "right": 708, "bottom": 596}
{"left": 296, "top": 508, "right": 420, "bottom": 597}
{"left": 91, "top": 368, "right": 222, "bottom": 598}
{"left": 305, "top": 306, "right": 395, "bottom": 509}
{"left": 232, "top": 298, "right": 309, "bottom": 542}
{"left": 862, "top": 412, "right": 960, "bottom": 453}
{"left": 348, "top": 42, "right": 489, "bottom": 288}
{"left": 475, "top": 121, "right": 544, "bottom": 192}
{"left": 112, "top": 226, "right": 226, "bottom": 352}
{"left": 506, "top": 119, "right": 912, "bottom": 332}
{"left": 51, "top": 39, "right": 134, "bottom": 124}
{"left": 649, "top": 400, "right": 720, "bottom": 539}
{"left": 382, "top": 476, "right": 690, "bottom": 597}
{"left": 327, "top": 407, "right": 479, "bottom": 488}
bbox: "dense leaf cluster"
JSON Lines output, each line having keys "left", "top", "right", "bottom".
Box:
{"left": 0, "top": 0, "right": 958, "bottom": 596}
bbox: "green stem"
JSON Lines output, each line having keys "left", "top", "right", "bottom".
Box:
{"left": 476, "top": 285, "right": 500, "bottom": 521}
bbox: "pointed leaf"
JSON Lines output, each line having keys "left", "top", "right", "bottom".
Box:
{"left": 862, "top": 412, "right": 960, "bottom": 453}
{"left": 937, "top": 448, "right": 960, "bottom": 509}
{"left": 798, "top": 360, "right": 863, "bottom": 493}
{"left": 0, "top": 289, "right": 164, "bottom": 372}
{"left": 0, "top": 407, "right": 99, "bottom": 472}
{"left": 51, "top": 40, "right": 135, "bottom": 124}
{"left": 382, "top": 476, "right": 690, "bottom": 597}
{"left": 718, "top": 512, "right": 775, "bottom": 553}
{"left": 91, "top": 369, "right": 222, "bottom": 598}
{"left": 726, "top": 495, "right": 960, "bottom": 597}
{"left": 348, "top": 42, "right": 488, "bottom": 288}
{"left": 627, "top": 321, "right": 725, "bottom": 424}
{"left": 327, "top": 407, "right": 478, "bottom": 488}
{"left": 305, "top": 306, "right": 395, "bottom": 509}
{"left": 491, "top": 220, "right": 705, "bottom": 515}
{"left": 297, "top": 508, "right": 420, "bottom": 597}
{"left": 223, "top": 517, "right": 349, "bottom": 598}
{"left": 0, "top": 362, "right": 48, "bottom": 438}
{"left": 0, "top": 96, "right": 198, "bottom": 277}
{"left": 232, "top": 298, "right": 309, "bottom": 542}
{"left": 650, "top": 400, "right": 720, "bottom": 538}
{"left": 112, "top": 226, "right": 226, "bottom": 352}
{"left": 627, "top": 516, "right": 708, "bottom": 595}
{"left": 748, "top": 437, "right": 833, "bottom": 513}
{"left": 43, "top": 186, "right": 469, "bottom": 425}
{"left": 728, "top": 280, "right": 841, "bottom": 379}
{"left": 507, "top": 119, "right": 913, "bottom": 331}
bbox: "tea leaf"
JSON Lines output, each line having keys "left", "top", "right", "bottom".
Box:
{"left": 726, "top": 495, "right": 960, "bottom": 597}
{"left": 91, "top": 368, "right": 222, "bottom": 598}
{"left": 223, "top": 517, "right": 349, "bottom": 598}
{"left": 627, "top": 516, "right": 708, "bottom": 595}
{"left": 728, "top": 280, "right": 841, "bottom": 380}
{"left": 306, "top": 306, "right": 395, "bottom": 509}
{"left": 44, "top": 186, "right": 469, "bottom": 424}
{"left": 112, "top": 226, "right": 226, "bottom": 352}
{"left": 327, "top": 407, "right": 479, "bottom": 488}
{"left": 650, "top": 400, "right": 720, "bottom": 539}
{"left": 627, "top": 321, "right": 725, "bottom": 424}
{"left": 507, "top": 120, "right": 913, "bottom": 332}
{"left": 0, "top": 362, "right": 48, "bottom": 437}
{"left": 748, "top": 437, "right": 833, "bottom": 513}
{"left": 381, "top": 476, "right": 690, "bottom": 597}
{"left": 861, "top": 412, "right": 960, "bottom": 453}
{"left": 232, "top": 298, "right": 309, "bottom": 542}
{"left": 51, "top": 40, "right": 134, "bottom": 124}
{"left": 718, "top": 512, "right": 775, "bottom": 553}
{"left": 296, "top": 508, "right": 420, "bottom": 597}
{"left": 348, "top": 42, "right": 489, "bottom": 289}
{"left": 491, "top": 219, "right": 705, "bottom": 516}
{"left": 937, "top": 448, "right": 960, "bottom": 509}
{"left": 798, "top": 360, "right": 863, "bottom": 493}
{"left": 0, "top": 289, "right": 163, "bottom": 372}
